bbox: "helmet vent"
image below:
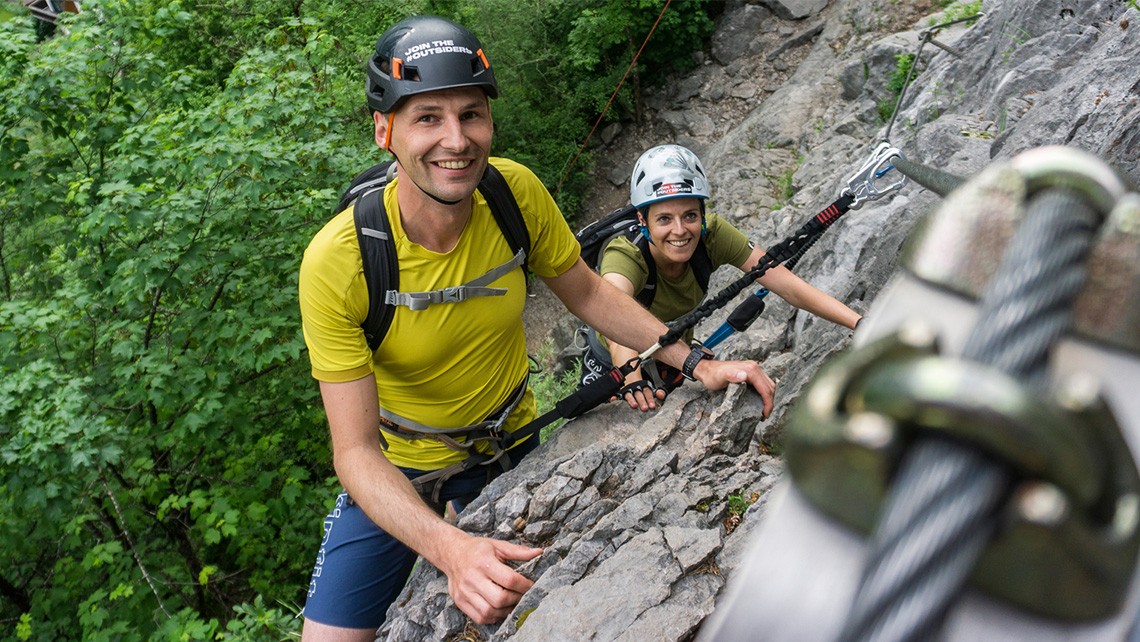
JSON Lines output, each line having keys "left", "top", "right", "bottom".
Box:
{"left": 474, "top": 49, "right": 491, "bottom": 75}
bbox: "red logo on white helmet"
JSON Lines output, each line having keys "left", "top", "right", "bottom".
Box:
{"left": 655, "top": 183, "right": 694, "bottom": 197}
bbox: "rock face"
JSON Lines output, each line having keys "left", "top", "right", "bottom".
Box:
{"left": 379, "top": 0, "right": 1140, "bottom": 639}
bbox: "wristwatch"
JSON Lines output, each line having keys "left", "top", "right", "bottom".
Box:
{"left": 681, "top": 342, "right": 714, "bottom": 381}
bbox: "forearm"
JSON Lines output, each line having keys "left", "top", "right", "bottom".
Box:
{"left": 607, "top": 341, "right": 642, "bottom": 381}
{"left": 547, "top": 261, "right": 694, "bottom": 371}
{"left": 549, "top": 260, "right": 666, "bottom": 351}
{"left": 547, "top": 260, "right": 776, "bottom": 416}
{"left": 321, "top": 378, "right": 470, "bottom": 572}
{"left": 760, "top": 265, "right": 860, "bottom": 329}
{"left": 592, "top": 299, "right": 694, "bottom": 374}
{"left": 334, "top": 443, "right": 467, "bottom": 567}
{"left": 324, "top": 385, "right": 543, "bottom": 625}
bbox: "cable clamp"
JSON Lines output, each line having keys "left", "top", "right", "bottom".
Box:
{"left": 784, "top": 325, "right": 1140, "bottom": 620}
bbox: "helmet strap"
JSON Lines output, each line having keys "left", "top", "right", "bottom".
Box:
{"left": 636, "top": 207, "right": 654, "bottom": 245}
{"left": 700, "top": 200, "right": 707, "bottom": 237}
{"left": 383, "top": 113, "right": 395, "bottom": 150}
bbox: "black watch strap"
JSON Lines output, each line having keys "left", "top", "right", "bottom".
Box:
{"left": 681, "top": 343, "right": 713, "bottom": 381}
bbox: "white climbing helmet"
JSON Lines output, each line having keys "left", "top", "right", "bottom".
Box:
{"left": 629, "top": 144, "right": 711, "bottom": 210}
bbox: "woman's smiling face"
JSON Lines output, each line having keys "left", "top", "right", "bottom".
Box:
{"left": 642, "top": 197, "right": 703, "bottom": 267}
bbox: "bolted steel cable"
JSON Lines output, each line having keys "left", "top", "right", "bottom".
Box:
{"left": 892, "top": 157, "right": 965, "bottom": 198}
{"left": 838, "top": 187, "right": 1101, "bottom": 642}
{"left": 957, "top": 189, "right": 1098, "bottom": 388}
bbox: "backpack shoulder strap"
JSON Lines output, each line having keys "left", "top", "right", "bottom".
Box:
{"left": 339, "top": 160, "right": 396, "bottom": 214}
{"left": 477, "top": 164, "right": 531, "bottom": 270}
{"left": 634, "top": 234, "right": 658, "bottom": 308}
{"left": 352, "top": 162, "right": 530, "bottom": 353}
{"left": 691, "top": 239, "right": 713, "bottom": 294}
{"left": 577, "top": 204, "right": 640, "bottom": 270}
{"left": 353, "top": 188, "right": 398, "bottom": 353}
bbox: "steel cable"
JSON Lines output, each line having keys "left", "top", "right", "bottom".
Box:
{"left": 892, "top": 157, "right": 965, "bottom": 198}
{"left": 838, "top": 187, "right": 1101, "bottom": 642}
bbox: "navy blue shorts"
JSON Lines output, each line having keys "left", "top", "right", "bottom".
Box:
{"left": 302, "top": 436, "right": 539, "bottom": 629}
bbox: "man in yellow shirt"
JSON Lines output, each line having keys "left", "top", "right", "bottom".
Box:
{"left": 297, "top": 16, "right": 776, "bottom": 640}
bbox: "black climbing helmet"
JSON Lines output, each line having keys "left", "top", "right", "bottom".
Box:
{"left": 366, "top": 15, "right": 499, "bottom": 114}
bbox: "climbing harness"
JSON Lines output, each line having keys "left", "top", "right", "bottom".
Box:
{"left": 330, "top": 158, "right": 536, "bottom": 501}
{"left": 400, "top": 143, "right": 906, "bottom": 503}
{"left": 391, "top": 376, "right": 530, "bottom": 504}
{"left": 699, "top": 145, "right": 1140, "bottom": 642}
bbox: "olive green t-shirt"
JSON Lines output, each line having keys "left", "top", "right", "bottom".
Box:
{"left": 599, "top": 212, "right": 753, "bottom": 340}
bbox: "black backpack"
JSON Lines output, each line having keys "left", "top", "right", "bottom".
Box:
{"left": 338, "top": 160, "right": 530, "bottom": 351}
{"left": 574, "top": 205, "right": 712, "bottom": 308}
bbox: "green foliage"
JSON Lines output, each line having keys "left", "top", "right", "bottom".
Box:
{"left": 149, "top": 597, "right": 298, "bottom": 641}
{"left": 0, "top": 7, "right": 347, "bottom": 638}
{"left": 722, "top": 489, "right": 759, "bottom": 534}
{"left": 776, "top": 163, "right": 798, "bottom": 205}
{"left": 999, "top": 23, "right": 1033, "bottom": 64}
{"left": 726, "top": 490, "right": 759, "bottom": 518}
{"left": 769, "top": 154, "right": 803, "bottom": 209}
{"left": 455, "top": 0, "right": 716, "bottom": 216}
{"left": 528, "top": 338, "right": 581, "bottom": 442}
{"left": 1, "top": 2, "right": 21, "bottom": 22}
{"left": 930, "top": 1, "right": 982, "bottom": 26}
{"left": 0, "top": 0, "right": 720, "bottom": 636}
{"left": 878, "top": 52, "right": 916, "bottom": 123}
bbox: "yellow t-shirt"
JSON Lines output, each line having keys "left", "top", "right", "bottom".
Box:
{"left": 298, "top": 158, "right": 580, "bottom": 469}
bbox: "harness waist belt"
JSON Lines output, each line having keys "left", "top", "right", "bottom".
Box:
{"left": 389, "top": 376, "right": 530, "bottom": 506}
{"left": 376, "top": 375, "right": 528, "bottom": 450}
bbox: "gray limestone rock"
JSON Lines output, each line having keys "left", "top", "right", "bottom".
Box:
{"left": 760, "top": 0, "right": 829, "bottom": 21}
{"left": 711, "top": 4, "right": 776, "bottom": 66}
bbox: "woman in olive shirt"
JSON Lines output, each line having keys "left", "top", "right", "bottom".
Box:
{"left": 581, "top": 144, "right": 861, "bottom": 411}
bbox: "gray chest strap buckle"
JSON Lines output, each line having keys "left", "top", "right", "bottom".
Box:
{"left": 385, "top": 249, "right": 526, "bottom": 312}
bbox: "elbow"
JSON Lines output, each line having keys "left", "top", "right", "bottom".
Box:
{"left": 331, "top": 449, "right": 355, "bottom": 485}
{"left": 330, "top": 437, "right": 383, "bottom": 486}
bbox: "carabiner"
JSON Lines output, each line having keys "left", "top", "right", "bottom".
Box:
{"left": 843, "top": 141, "right": 908, "bottom": 209}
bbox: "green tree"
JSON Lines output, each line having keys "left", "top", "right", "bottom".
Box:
{"left": 457, "top": 0, "right": 716, "bottom": 216}
{"left": 0, "top": 0, "right": 720, "bottom": 637}
{"left": 0, "top": 5, "right": 356, "bottom": 638}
